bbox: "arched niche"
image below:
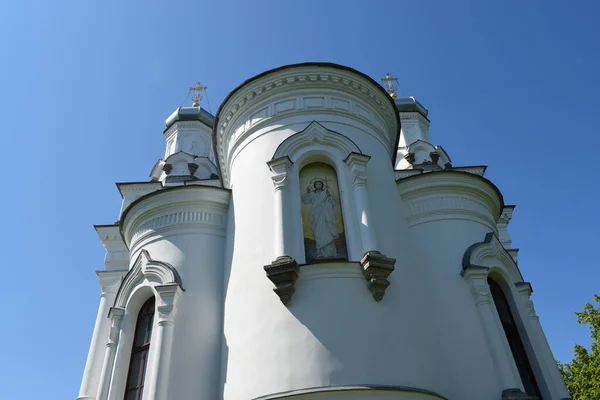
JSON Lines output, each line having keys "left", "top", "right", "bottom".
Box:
{"left": 113, "top": 249, "right": 183, "bottom": 310}
{"left": 270, "top": 121, "right": 364, "bottom": 263}
{"left": 299, "top": 161, "right": 348, "bottom": 263}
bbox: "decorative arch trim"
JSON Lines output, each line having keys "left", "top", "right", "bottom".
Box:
{"left": 272, "top": 121, "right": 362, "bottom": 161}
{"left": 113, "top": 249, "right": 183, "bottom": 310}
{"left": 462, "top": 232, "right": 524, "bottom": 283}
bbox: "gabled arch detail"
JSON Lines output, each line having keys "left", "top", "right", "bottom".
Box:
{"left": 462, "top": 232, "right": 524, "bottom": 283}
{"left": 113, "top": 249, "right": 183, "bottom": 309}
{"left": 273, "top": 121, "right": 362, "bottom": 161}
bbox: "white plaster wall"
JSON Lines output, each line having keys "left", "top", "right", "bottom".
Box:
{"left": 116, "top": 186, "right": 230, "bottom": 400}
{"left": 136, "top": 232, "right": 226, "bottom": 400}
{"left": 222, "top": 110, "right": 443, "bottom": 399}
{"left": 396, "top": 173, "right": 505, "bottom": 399}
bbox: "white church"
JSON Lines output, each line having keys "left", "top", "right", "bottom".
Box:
{"left": 77, "top": 63, "right": 571, "bottom": 400}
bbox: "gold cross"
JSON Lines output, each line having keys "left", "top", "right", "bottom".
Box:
{"left": 189, "top": 81, "right": 208, "bottom": 107}
{"left": 381, "top": 73, "right": 399, "bottom": 99}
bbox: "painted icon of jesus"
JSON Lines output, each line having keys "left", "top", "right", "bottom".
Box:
{"left": 300, "top": 163, "right": 347, "bottom": 263}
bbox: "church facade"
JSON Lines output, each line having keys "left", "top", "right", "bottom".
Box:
{"left": 77, "top": 63, "right": 570, "bottom": 400}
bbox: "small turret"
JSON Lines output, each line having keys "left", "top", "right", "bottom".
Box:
{"left": 149, "top": 93, "right": 220, "bottom": 185}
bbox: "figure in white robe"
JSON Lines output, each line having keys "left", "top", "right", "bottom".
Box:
{"left": 301, "top": 180, "right": 339, "bottom": 258}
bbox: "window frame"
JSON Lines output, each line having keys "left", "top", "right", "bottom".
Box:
{"left": 123, "top": 297, "right": 155, "bottom": 400}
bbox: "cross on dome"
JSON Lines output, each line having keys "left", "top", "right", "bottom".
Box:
{"left": 380, "top": 72, "right": 399, "bottom": 98}
{"left": 188, "top": 81, "right": 208, "bottom": 107}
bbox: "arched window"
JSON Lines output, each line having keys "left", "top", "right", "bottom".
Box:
{"left": 299, "top": 162, "right": 348, "bottom": 263}
{"left": 488, "top": 278, "right": 542, "bottom": 399}
{"left": 124, "top": 297, "right": 155, "bottom": 400}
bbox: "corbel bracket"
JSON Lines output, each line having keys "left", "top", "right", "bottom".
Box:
{"left": 264, "top": 256, "right": 299, "bottom": 306}
{"left": 360, "top": 251, "right": 396, "bottom": 301}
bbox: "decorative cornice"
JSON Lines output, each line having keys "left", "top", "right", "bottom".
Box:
{"left": 164, "top": 120, "right": 212, "bottom": 138}
{"left": 112, "top": 249, "right": 183, "bottom": 310}
{"left": 397, "top": 170, "right": 504, "bottom": 228}
{"left": 215, "top": 64, "right": 399, "bottom": 187}
{"left": 116, "top": 182, "right": 163, "bottom": 198}
{"left": 120, "top": 185, "right": 230, "bottom": 248}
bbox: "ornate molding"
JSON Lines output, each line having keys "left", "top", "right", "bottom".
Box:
{"left": 107, "top": 307, "right": 125, "bottom": 345}
{"left": 113, "top": 250, "right": 183, "bottom": 310}
{"left": 462, "top": 232, "right": 524, "bottom": 283}
{"left": 121, "top": 186, "right": 230, "bottom": 248}
{"left": 131, "top": 210, "right": 226, "bottom": 245}
{"left": 360, "top": 251, "right": 396, "bottom": 301}
{"left": 273, "top": 121, "right": 362, "bottom": 161}
{"left": 461, "top": 266, "right": 492, "bottom": 307}
{"left": 397, "top": 171, "right": 502, "bottom": 229}
{"left": 97, "top": 270, "right": 128, "bottom": 296}
{"left": 264, "top": 256, "right": 299, "bottom": 306}
{"left": 515, "top": 282, "right": 538, "bottom": 321}
{"left": 267, "top": 156, "right": 293, "bottom": 191}
{"left": 216, "top": 65, "right": 399, "bottom": 187}
{"left": 344, "top": 152, "right": 371, "bottom": 189}
{"left": 155, "top": 283, "right": 182, "bottom": 326}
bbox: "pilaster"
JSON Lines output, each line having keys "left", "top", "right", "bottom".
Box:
{"left": 514, "top": 283, "right": 572, "bottom": 399}
{"left": 144, "top": 284, "right": 183, "bottom": 400}
{"left": 96, "top": 307, "right": 125, "bottom": 400}
{"left": 462, "top": 266, "right": 524, "bottom": 392}
{"left": 267, "top": 156, "right": 293, "bottom": 259}
{"left": 77, "top": 270, "right": 126, "bottom": 400}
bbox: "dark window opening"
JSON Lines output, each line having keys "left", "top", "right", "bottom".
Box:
{"left": 124, "top": 297, "right": 155, "bottom": 400}
{"left": 488, "top": 278, "right": 542, "bottom": 399}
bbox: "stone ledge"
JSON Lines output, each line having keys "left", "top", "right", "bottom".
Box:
{"left": 252, "top": 384, "right": 447, "bottom": 400}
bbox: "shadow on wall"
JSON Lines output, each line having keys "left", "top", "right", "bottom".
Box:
{"left": 285, "top": 261, "right": 434, "bottom": 388}
{"left": 220, "top": 196, "right": 235, "bottom": 398}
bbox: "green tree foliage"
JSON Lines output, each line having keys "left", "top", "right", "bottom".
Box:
{"left": 558, "top": 294, "right": 600, "bottom": 400}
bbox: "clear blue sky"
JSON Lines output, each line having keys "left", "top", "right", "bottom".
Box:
{"left": 1, "top": 1, "right": 598, "bottom": 398}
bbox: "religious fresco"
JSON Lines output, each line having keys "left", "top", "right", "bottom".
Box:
{"left": 300, "top": 163, "right": 348, "bottom": 263}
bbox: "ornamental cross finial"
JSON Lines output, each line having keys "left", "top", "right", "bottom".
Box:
{"left": 188, "top": 81, "right": 208, "bottom": 107}
{"left": 381, "top": 72, "right": 399, "bottom": 99}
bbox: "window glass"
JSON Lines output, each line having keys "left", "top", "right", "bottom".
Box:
{"left": 488, "top": 279, "right": 542, "bottom": 399}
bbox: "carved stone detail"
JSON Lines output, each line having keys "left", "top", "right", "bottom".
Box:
{"left": 155, "top": 283, "right": 182, "bottom": 326}
{"left": 360, "top": 251, "right": 396, "bottom": 301}
{"left": 429, "top": 151, "right": 440, "bottom": 164}
{"left": 162, "top": 163, "right": 173, "bottom": 174}
{"left": 264, "top": 256, "right": 299, "bottom": 306}
{"left": 107, "top": 307, "right": 125, "bottom": 344}
{"left": 187, "top": 163, "right": 199, "bottom": 175}
{"left": 404, "top": 152, "right": 415, "bottom": 164}
{"left": 501, "top": 388, "right": 538, "bottom": 399}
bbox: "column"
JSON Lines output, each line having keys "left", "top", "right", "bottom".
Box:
{"left": 264, "top": 156, "right": 299, "bottom": 305}
{"left": 266, "top": 156, "right": 293, "bottom": 259}
{"left": 344, "top": 153, "right": 376, "bottom": 254}
{"left": 144, "top": 284, "right": 182, "bottom": 400}
{"left": 96, "top": 307, "right": 125, "bottom": 400}
{"left": 462, "top": 267, "right": 523, "bottom": 391}
{"left": 345, "top": 153, "right": 395, "bottom": 302}
{"left": 77, "top": 271, "right": 124, "bottom": 400}
{"left": 515, "top": 283, "right": 571, "bottom": 399}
